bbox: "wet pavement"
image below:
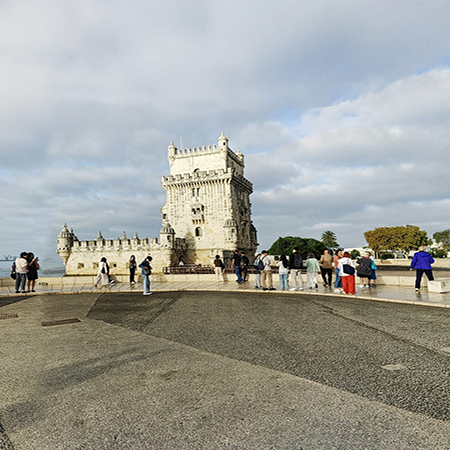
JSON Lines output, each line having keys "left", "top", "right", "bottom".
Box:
{"left": 1, "top": 283, "right": 450, "bottom": 449}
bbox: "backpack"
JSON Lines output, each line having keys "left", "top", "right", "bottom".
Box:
{"left": 291, "top": 252, "right": 303, "bottom": 269}
{"left": 356, "top": 258, "right": 372, "bottom": 277}
{"left": 257, "top": 258, "right": 265, "bottom": 271}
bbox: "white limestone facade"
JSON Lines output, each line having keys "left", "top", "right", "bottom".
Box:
{"left": 57, "top": 133, "right": 258, "bottom": 275}
{"left": 161, "top": 132, "right": 258, "bottom": 266}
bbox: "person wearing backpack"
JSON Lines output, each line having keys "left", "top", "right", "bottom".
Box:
{"left": 139, "top": 256, "right": 153, "bottom": 295}
{"left": 338, "top": 252, "right": 356, "bottom": 294}
{"left": 356, "top": 252, "right": 372, "bottom": 288}
{"left": 288, "top": 247, "right": 303, "bottom": 291}
{"left": 232, "top": 249, "right": 244, "bottom": 283}
{"left": 260, "top": 250, "right": 275, "bottom": 291}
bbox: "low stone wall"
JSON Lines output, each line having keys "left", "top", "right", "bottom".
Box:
{"left": 0, "top": 272, "right": 437, "bottom": 289}
{"left": 379, "top": 258, "right": 450, "bottom": 268}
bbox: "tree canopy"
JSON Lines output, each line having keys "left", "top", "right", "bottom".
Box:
{"left": 267, "top": 236, "right": 327, "bottom": 258}
{"left": 364, "top": 225, "right": 429, "bottom": 257}
{"left": 433, "top": 229, "right": 450, "bottom": 254}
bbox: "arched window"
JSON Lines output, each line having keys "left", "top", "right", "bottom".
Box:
{"left": 195, "top": 227, "right": 203, "bottom": 237}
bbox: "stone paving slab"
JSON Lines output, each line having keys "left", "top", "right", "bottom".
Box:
{"left": 1, "top": 293, "right": 450, "bottom": 449}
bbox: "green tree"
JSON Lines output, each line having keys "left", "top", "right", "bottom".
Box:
{"left": 268, "top": 236, "right": 327, "bottom": 259}
{"left": 433, "top": 229, "right": 450, "bottom": 255}
{"left": 364, "top": 225, "right": 429, "bottom": 258}
{"left": 350, "top": 249, "right": 361, "bottom": 259}
{"left": 321, "top": 230, "right": 339, "bottom": 249}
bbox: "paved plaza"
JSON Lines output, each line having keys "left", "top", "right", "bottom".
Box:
{"left": 1, "top": 281, "right": 450, "bottom": 449}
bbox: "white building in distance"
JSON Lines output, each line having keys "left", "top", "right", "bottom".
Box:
{"left": 57, "top": 133, "right": 258, "bottom": 275}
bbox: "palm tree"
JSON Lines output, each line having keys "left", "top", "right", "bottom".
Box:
{"left": 321, "top": 231, "right": 339, "bottom": 249}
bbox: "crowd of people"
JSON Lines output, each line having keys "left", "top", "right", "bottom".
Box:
{"left": 97, "top": 246, "right": 435, "bottom": 296}
{"left": 229, "top": 247, "right": 380, "bottom": 295}
{"left": 11, "top": 252, "right": 40, "bottom": 293}
{"left": 11, "top": 246, "right": 433, "bottom": 296}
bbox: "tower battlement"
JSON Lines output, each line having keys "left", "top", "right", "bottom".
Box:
{"left": 167, "top": 132, "right": 244, "bottom": 177}
{"left": 161, "top": 167, "right": 253, "bottom": 192}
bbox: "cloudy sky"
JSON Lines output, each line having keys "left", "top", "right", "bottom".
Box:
{"left": 2, "top": 0, "right": 450, "bottom": 265}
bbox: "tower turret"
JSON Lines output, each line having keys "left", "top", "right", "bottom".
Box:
{"left": 217, "top": 131, "right": 229, "bottom": 149}
{"left": 160, "top": 222, "right": 176, "bottom": 247}
{"left": 168, "top": 141, "right": 177, "bottom": 166}
{"left": 57, "top": 224, "right": 74, "bottom": 264}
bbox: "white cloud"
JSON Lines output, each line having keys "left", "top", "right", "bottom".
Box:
{"left": 2, "top": 1, "right": 450, "bottom": 261}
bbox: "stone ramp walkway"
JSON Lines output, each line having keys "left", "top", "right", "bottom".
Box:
{"left": 2, "top": 277, "right": 450, "bottom": 309}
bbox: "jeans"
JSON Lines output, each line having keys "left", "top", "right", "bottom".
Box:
{"left": 142, "top": 274, "right": 151, "bottom": 294}
{"left": 279, "top": 273, "right": 289, "bottom": 290}
{"left": 254, "top": 272, "right": 261, "bottom": 288}
{"left": 234, "top": 266, "right": 243, "bottom": 282}
{"left": 334, "top": 268, "right": 343, "bottom": 288}
{"left": 15, "top": 273, "right": 27, "bottom": 292}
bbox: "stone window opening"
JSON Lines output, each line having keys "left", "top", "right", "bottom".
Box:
{"left": 195, "top": 227, "right": 203, "bottom": 237}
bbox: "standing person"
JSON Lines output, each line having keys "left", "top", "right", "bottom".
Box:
{"left": 129, "top": 255, "right": 137, "bottom": 284}
{"left": 14, "top": 252, "right": 28, "bottom": 294}
{"left": 241, "top": 252, "right": 250, "bottom": 282}
{"left": 232, "top": 249, "right": 243, "bottom": 283}
{"left": 356, "top": 252, "right": 372, "bottom": 288}
{"left": 333, "top": 249, "right": 344, "bottom": 293}
{"left": 338, "top": 252, "right": 356, "bottom": 294}
{"left": 253, "top": 254, "right": 262, "bottom": 289}
{"left": 410, "top": 246, "right": 435, "bottom": 292}
{"left": 260, "top": 250, "right": 275, "bottom": 291}
{"left": 288, "top": 247, "right": 304, "bottom": 291}
{"left": 26, "top": 253, "right": 40, "bottom": 292}
{"left": 367, "top": 251, "right": 378, "bottom": 288}
{"left": 213, "top": 255, "right": 225, "bottom": 282}
{"left": 139, "top": 256, "right": 153, "bottom": 295}
{"left": 277, "top": 254, "right": 290, "bottom": 290}
{"left": 95, "top": 257, "right": 110, "bottom": 289}
{"left": 319, "top": 250, "right": 333, "bottom": 287}
{"left": 305, "top": 252, "right": 321, "bottom": 289}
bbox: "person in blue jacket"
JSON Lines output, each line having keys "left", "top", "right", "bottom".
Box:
{"left": 139, "top": 256, "right": 153, "bottom": 295}
{"left": 410, "top": 246, "right": 434, "bottom": 292}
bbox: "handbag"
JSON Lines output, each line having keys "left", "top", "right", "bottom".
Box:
{"left": 10, "top": 271, "right": 16, "bottom": 280}
{"left": 343, "top": 264, "right": 355, "bottom": 275}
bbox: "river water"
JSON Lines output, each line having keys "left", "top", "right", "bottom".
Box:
{"left": 0, "top": 258, "right": 66, "bottom": 278}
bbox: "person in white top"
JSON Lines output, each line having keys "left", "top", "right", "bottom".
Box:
{"left": 260, "top": 250, "right": 275, "bottom": 291}
{"left": 14, "top": 252, "right": 28, "bottom": 293}
{"left": 277, "top": 254, "right": 290, "bottom": 290}
{"left": 337, "top": 252, "right": 356, "bottom": 294}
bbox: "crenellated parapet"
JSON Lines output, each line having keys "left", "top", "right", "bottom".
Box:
{"left": 57, "top": 224, "right": 184, "bottom": 275}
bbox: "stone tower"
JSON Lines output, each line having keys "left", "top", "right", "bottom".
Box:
{"left": 161, "top": 132, "right": 258, "bottom": 266}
